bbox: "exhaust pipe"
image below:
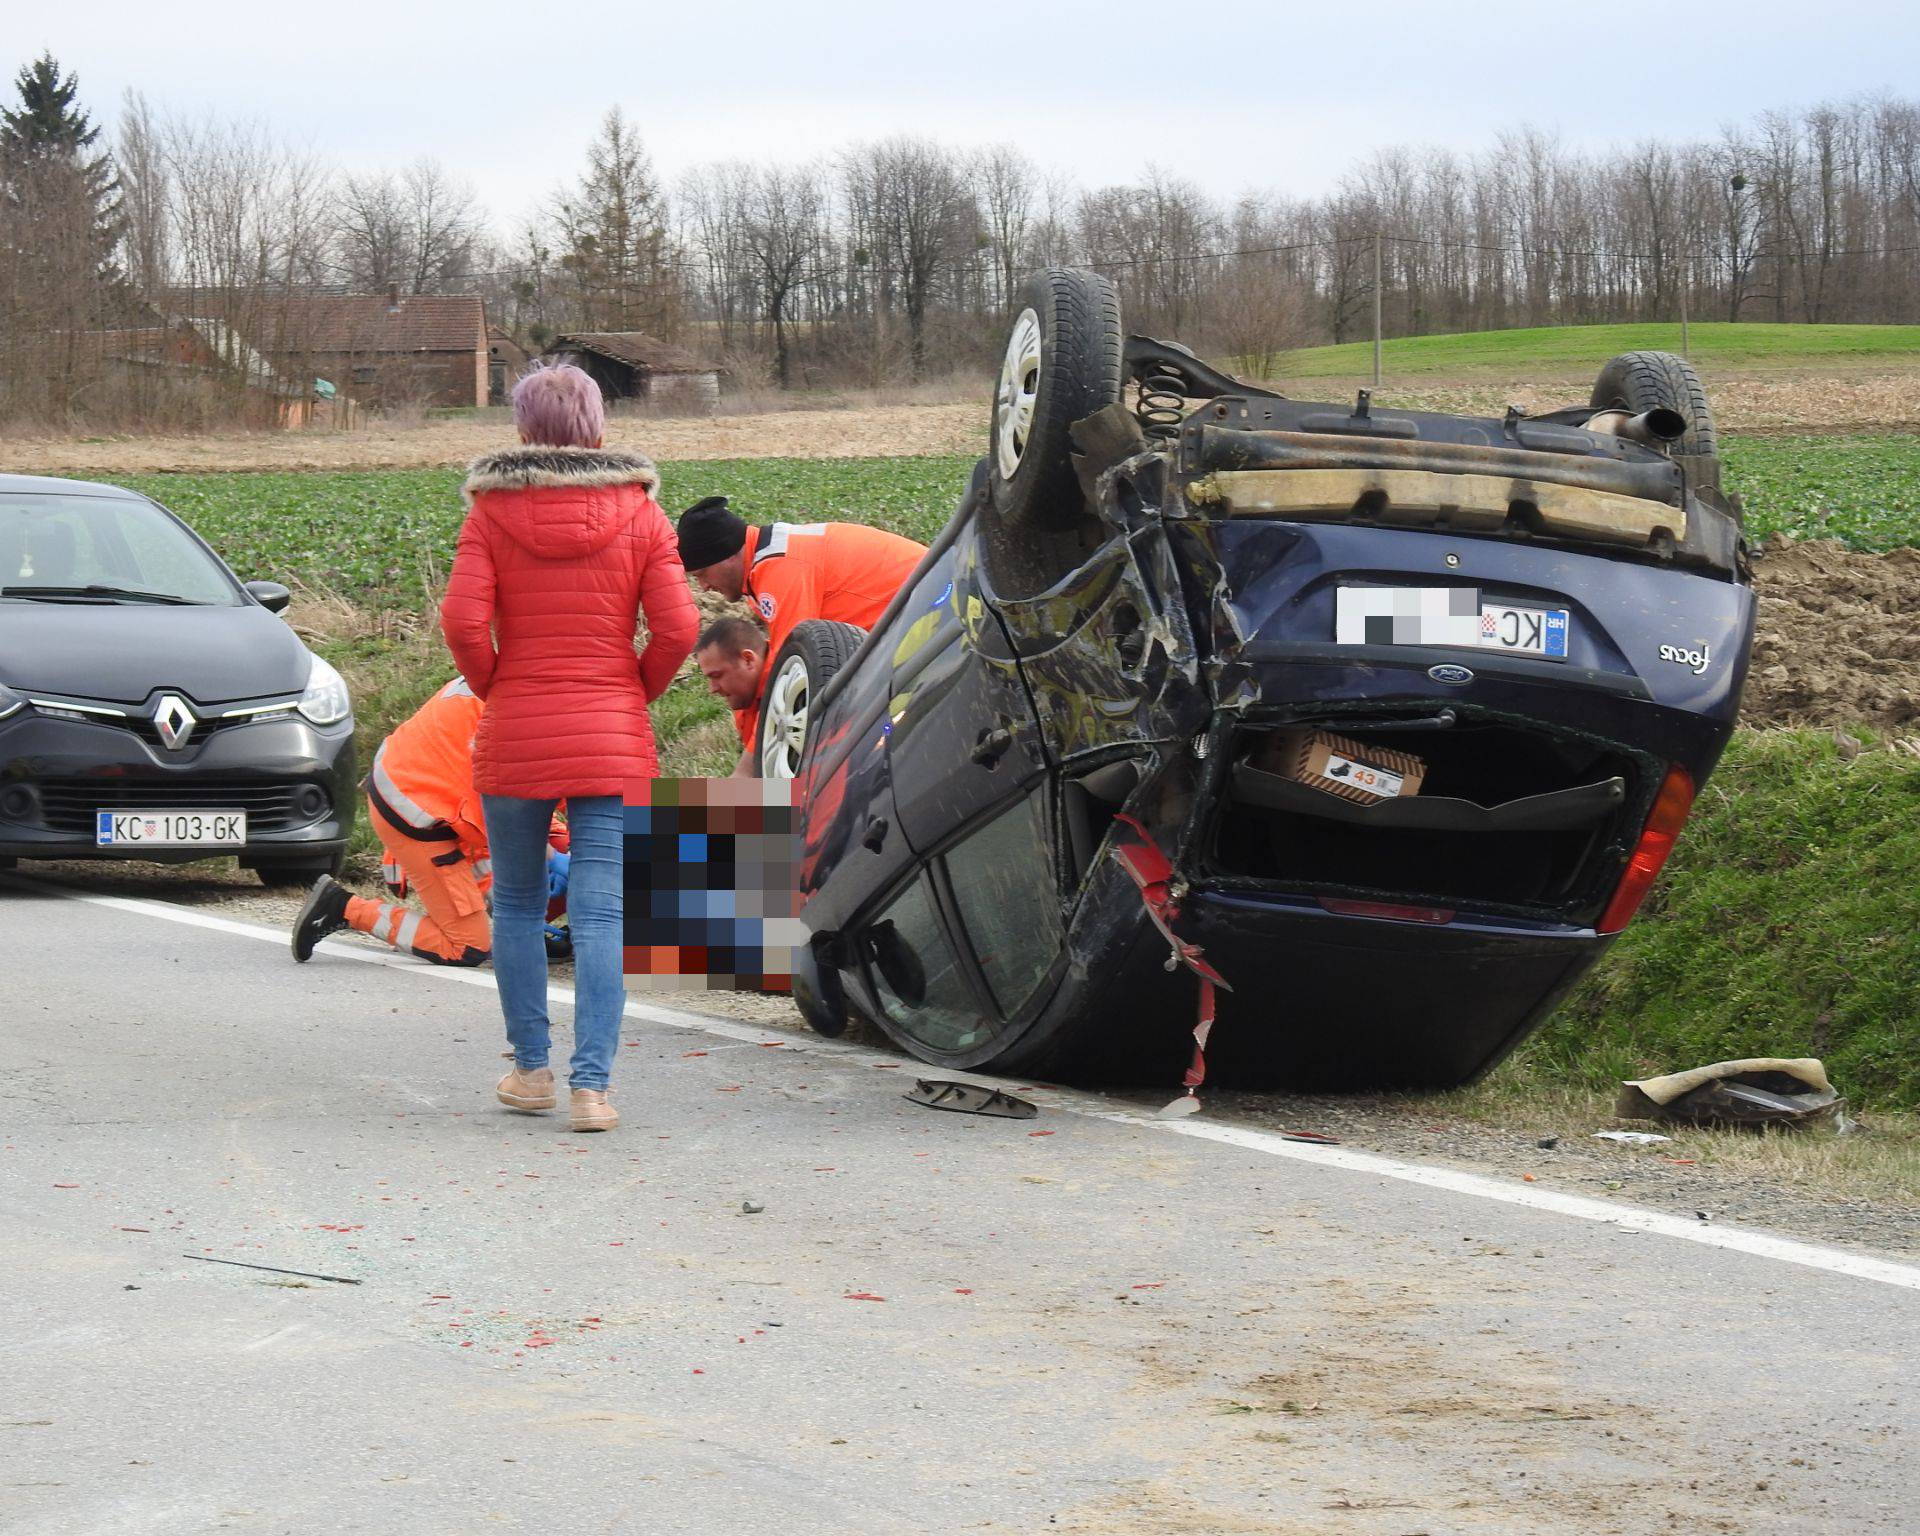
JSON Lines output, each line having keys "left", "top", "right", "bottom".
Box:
{"left": 1586, "top": 407, "right": 1688, "bottom": 446}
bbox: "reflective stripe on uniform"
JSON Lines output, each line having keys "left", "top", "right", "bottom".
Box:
{"left": 751, "top": 521, "right": 827, "bottom": 567}
{"left": 472, "top": 858, "right": 492, "bottom": 879}
{"left": 370, "top": 741, "right": 444, "bottom": 830}
{"left": 441, "top": 676, "right": 476, "bottom": 699}
{"left": 395, "top": 910, "right": 425, "bottom": 953}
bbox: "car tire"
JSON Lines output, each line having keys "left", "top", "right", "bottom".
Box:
{"left": 754, "top": 619, "right": 866, "bottom": 780}
{"left": 989, "top": 267, "right": 1124, "bottom": 531}
{"left": 254, "top": 854, "right": 344, "bottom": 889}
{"left": 1590, "top": 349, "right": 1722, "bottom": 496}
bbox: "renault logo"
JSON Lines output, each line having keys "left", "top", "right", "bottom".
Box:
{"left": 153, "top": 694, "right": 197, "bottom": 750}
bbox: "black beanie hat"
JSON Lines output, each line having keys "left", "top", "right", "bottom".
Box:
{"left": 676, "top": 496, "right": 748, "bottom": 570}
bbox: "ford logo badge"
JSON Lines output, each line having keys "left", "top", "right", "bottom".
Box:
{"left": 1428, "top": 663, "right": 1474, "bottom": 686}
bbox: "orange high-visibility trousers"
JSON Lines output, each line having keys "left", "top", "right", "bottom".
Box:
{"left": 344, "top": 801, "right": 491, "bottom": 967}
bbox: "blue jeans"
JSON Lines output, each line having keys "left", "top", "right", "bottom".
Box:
{"left": 482, "top": 794, "right": 625, "bottom": 1092}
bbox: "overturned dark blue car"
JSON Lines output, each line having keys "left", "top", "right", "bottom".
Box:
{"left": 766, "top": 269, "right": 1753, "bottom": 1090}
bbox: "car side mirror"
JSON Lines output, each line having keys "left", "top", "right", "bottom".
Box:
{"left": 866, "top": 921, "right": 927, "bottom": 1007}
{"left": 246, "top": 580, "right": 292, "bottom": 613}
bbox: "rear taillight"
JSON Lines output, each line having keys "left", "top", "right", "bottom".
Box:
{"left": 1597, "top": 764, "right": 1695, "bottom": 934}
{"left": 1318, "top": 898, "right": 1455, "bottom": 925}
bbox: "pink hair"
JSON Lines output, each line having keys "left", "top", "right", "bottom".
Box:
{"left": 512, "top": 361, "right": 605, "bottom": 448}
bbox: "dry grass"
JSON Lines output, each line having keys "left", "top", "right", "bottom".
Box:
{"left": 4, "top": 400, "right": 985, "bottom": 476}
{"left": 1430, "top": 1077, "right": 1920, "bottom": 1204}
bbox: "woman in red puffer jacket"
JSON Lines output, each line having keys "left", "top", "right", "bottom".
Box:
{"left": 441, "top": 363, "right": 698, "bottom": 1133}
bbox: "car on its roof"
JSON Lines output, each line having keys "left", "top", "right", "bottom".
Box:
{"left": 757, "top": 269, "right": 1753, "bottom": 1091}
{"left": 0, "top": 474, "right": 357, "bottom": 885}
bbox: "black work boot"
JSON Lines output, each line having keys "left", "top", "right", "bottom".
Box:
{"left": 292, "top": 875, "right": 352, "bottom": 963}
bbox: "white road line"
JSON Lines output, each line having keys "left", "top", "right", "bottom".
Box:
{"left": 15, "top": 874, "right": 1920, "bottom": 1296}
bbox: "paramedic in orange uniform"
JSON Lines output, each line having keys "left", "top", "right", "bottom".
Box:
{"left": 289, "top": 677, "right": 567, "bottom": 965}
{"left": 675, "top": 497, "right": 926, "bottom": 771}
{"left": 692, "top": 616, "right": 772, "bottom": 778}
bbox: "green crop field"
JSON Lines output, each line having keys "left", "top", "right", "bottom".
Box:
{"left": 119, "top": 455, "right": 978, "bottom": 607}
{"left": 1266, "top": 321, "right": 1920, "bottom": 380}
{"left": 110, "top": 432, "right": 1920, "bottom": 609}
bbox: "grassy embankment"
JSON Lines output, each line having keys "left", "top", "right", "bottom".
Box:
{"left": 1270, "top": 321, "right": 1920, "bottom": 379}
{"left": 116, "top": 432, "right": 1920, "bottom": 1108}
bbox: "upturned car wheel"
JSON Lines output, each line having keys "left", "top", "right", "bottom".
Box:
{"left": 1591, "top": 349, "right": 1722, "bottom": 496}
{"left": 754, "top": 619, "right": 865, "bottom": 780}
{"left": 989, "top": 267, "right": 1123, "bottom": 530}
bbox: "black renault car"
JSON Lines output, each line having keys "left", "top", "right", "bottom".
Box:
{"left": 766, "top": 269, "right": 1754, "bottom": 1091}
{"left": 0, "top": 474, "right": 356, "bottom": 885}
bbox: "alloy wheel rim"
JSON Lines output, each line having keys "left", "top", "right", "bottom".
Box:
{"left": 994, "top": 309, "right": 1043, "bottom": 479}
{"left": 760, "top": 655, "right": 811, "bottom": 780}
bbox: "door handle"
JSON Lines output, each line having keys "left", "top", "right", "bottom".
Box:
{"left": 862, "top": 816, "right": 889, "bottom": 853}
{"left": 971, "top": 727, "right": 1014, "bottom": 767}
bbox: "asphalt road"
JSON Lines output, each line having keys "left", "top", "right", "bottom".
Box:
{"left": 3, "top": 872, "right": 1917, "bottom": 1535}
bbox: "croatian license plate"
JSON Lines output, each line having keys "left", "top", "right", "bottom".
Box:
{"left": 95, "top": 810, "right": 247, "bottom": 847}
{"left": 1335, "top": 587, "right": 1571, "bottom": 661}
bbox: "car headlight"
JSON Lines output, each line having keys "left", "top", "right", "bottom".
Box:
{"left": 0, "top": 679, "right": 22, "bottom": 722}
{"left": 297, "top": 654, "right": 352, "bottom": 726}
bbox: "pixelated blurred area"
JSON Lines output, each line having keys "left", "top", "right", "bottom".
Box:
{"left": 622, "top": 778, "right": 805, "bottom": 993}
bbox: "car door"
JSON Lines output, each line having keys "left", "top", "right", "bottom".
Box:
{"left": 883, "top": 530, "right": 1047, "bottom": 858}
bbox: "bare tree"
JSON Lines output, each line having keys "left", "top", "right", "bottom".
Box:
{"left": 115, "top": 89, "right": 168, "bottom": 302}
{"left": 973, "top": 143, "right": 1036, "bottom": 309}
{"left": 740, "top": 163, "right": 828, "bottom": 387}
{"left": 402, "top": 158, "right": 479, "bottom": 293}
{"left": 846, "top": 136, "right": 974, "bottom": 378}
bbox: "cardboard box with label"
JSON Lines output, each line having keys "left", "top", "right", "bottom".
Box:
{"left": 1258, "top": 727, "right": 1427, "bottom": 806}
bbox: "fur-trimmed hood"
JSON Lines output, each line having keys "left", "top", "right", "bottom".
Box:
{"left": 462, "top": 445, "right": 660, "bottom": 500}
{"left": 461, "top": 445, "right": 662, "bottom": 561}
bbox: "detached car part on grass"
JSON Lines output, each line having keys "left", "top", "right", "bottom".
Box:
{"left": 0, "top": 474, "right": 357, "bottom": 886}
{"left": 780, "top": 269, "right": 1753, "bottom": 1090}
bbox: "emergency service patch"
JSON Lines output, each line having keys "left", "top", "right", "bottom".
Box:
{"left": 758, "top": 593, "right": 777, "bottom": 621}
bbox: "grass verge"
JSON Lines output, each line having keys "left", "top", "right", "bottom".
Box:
{"left": 1268, "top": 321, "right": 1920, "bottom": 379}
{"left": 1527, "top": 729, "right": 1920, "bottom": 1110}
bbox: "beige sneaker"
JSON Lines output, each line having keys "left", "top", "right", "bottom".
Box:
{"left": 497, "top": 1066, "right": 556, "bottom": 1112}
{"left": 570, "top": 1088, "right": 618, "bottom": 1132}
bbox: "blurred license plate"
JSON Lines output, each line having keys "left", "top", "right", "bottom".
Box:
{"left": 96, "top": 810, "right": 247, "bottom": 846}
{"left": 1335, "top": 588, "right": 1570, "bottom": 661}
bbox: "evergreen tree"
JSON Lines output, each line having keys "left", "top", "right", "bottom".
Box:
{"left": 1, "top": 52, "right": 123, "bottom": 279}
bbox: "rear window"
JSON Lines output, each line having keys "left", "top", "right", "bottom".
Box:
{"left": 0, "top": 492, "right": 239, "bottom": 606}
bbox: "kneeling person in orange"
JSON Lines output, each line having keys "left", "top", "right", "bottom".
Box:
{"left": 693, "top": 616, "right": 770, "bottom": 778}
{"left": 291, "top": 677, "right": 562, "bottom": 965}
{"left": 677, "top": 497, "right": 926, "bottom": 771}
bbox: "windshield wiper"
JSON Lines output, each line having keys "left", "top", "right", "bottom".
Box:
{"left": 0, "top": 584, "right": 202, "bottom": 605}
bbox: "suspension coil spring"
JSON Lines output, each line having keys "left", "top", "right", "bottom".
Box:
{"left": 1136, "top": 370, "right": 1186, "bottom": 440}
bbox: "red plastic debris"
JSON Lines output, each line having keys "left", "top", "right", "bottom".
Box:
{"left": 1028, "top": 1130, "right": 1055, "bottom": 1138}
{"left": 843, "top": 1292, "right": 887, "bottom": 1302}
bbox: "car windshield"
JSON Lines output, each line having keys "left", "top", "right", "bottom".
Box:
{"left": 0, "top": 492, "right": 239, "bottom": 606}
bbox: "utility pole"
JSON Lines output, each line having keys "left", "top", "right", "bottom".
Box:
{"left": 1679, "top": 250, "right": 1691, "bottom": 358}
{"left": 1372, "top": 230, "right": 1383, "bottom": 389}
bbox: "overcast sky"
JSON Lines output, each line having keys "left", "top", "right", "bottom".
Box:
{"left": 23, "top": 0, "right": 1920, "bottom": 229}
